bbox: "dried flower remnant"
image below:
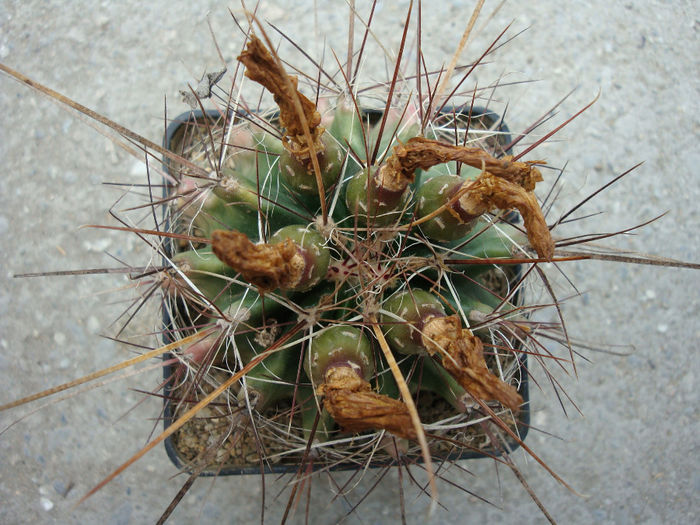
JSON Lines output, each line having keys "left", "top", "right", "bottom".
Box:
{"left": 305, "top": 326, "right": 416, "bottom": 440}
{"left": 237, "top": 35, "right": 324, "bottom": 166}
{"left": 382, "top": 289, "right": 523, "bottom": 413}
{"left": 211, "top": 230, "right": 303, "bottom": 292}
{"left": 394, "top": 137, "right": 543, "bottom": 189}
{"left": 383, "top": 136, "right": 554, "bottom": 258}
{"left": 318, "top": 366, "right": 416, "bottom": 440}
{"left": 456, "top": 172, "right": 554, "bottom": 260}
{"left": 422, "top": 314, "right": 523, "bottom": 412}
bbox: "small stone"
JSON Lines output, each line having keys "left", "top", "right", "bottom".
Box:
{"left": 592, "top": 509, "right": 607, "bottom": 521}
{"left": 53, "top": 480, "right": 67, "bottom": 496}
{"left": 82, "top": 238, "right": 112, "bottom": 252}
{"left": 87, "top": 316, "right": 101, "bottom": 333}
{"left": 215, "top": 448, "right": 229, "bottom": 462}
{"left": 129, "top": 160, "right": 148, "bottom": 177}
{"left": 53, "top": 332, "right": 67, "bottom": 345}
{"left": 40, "top": 497, "right": 54, "bottom": 511}
{"left": 645, "top": 289, "right": 656, "bottom": 300}
{"left": 95, "top": 14, "right": 110, "bottom": 28}
{"left": 110, "top": 501, "right": 133, "bottom": 525}
{"left": 656, "top": 324, "right": 668, "bottom": 333}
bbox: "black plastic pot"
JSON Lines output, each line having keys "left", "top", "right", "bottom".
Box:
{"left": 160, "top": 106, "right": 530, "bottom": 476}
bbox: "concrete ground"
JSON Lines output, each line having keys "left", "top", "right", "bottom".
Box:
{"left": 1, "top": 1, "right": 698, "bottom": 523}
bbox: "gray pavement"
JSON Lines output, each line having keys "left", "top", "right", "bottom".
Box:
{"left": 1, "top": 1, "right": 698, "bottom": 524}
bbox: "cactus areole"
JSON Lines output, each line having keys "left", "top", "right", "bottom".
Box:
{"left": 162, "top": 34, "right": 541, "bottom": 475}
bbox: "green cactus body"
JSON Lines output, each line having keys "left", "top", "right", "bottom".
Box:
{"left": 328, "top": 99, "right": 367, "bottom": 165}
{"left": 183, "top": 190, "right": 260, "bottom": 240}
{"left": 171, "top": 248, "right": 243, "bottom": 307}
{"left": 380, "top": 289, "right": 447, "bottom": 355}
{"left": 344, "top": 166, "right": 409, "bottom": 226}
{"left": 280, "top": 133, "right": 345, "bottom": 195}
{"left": 220, "top": 291, "right": 287, "bottom": 364}
{"left": 238, "top": 344, "right": 301, "bottom": 411}
{"left": 163, "top": 33, "right": 536, "bottom": 475}
{"left": 213, "top": 137, "right": 309, "bottom": 235}
{"left": 404, "top": 356, "right": 468, "bottom": 413}
{"left": 304, "top": 326, "right": 374, "bottom": 386}
{"left": 415, "top": 175, "right": 476, "bottom": 242}
{"left": 298, "top": 386, "right": 335, "bottom": 444}
{"left": 268, "top": 225, "right": 330, "bottom": 292}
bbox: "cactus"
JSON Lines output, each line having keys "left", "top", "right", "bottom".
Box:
{"left": 160, "top": 29, "right": 544, "bottom": 481}
{"left": 2, "top": 3, "right": 700, "bottom": 523}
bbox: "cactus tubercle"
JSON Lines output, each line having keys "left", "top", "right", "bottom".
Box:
{"left": 382, "top": 289, "right": 522, "bottom": 411}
